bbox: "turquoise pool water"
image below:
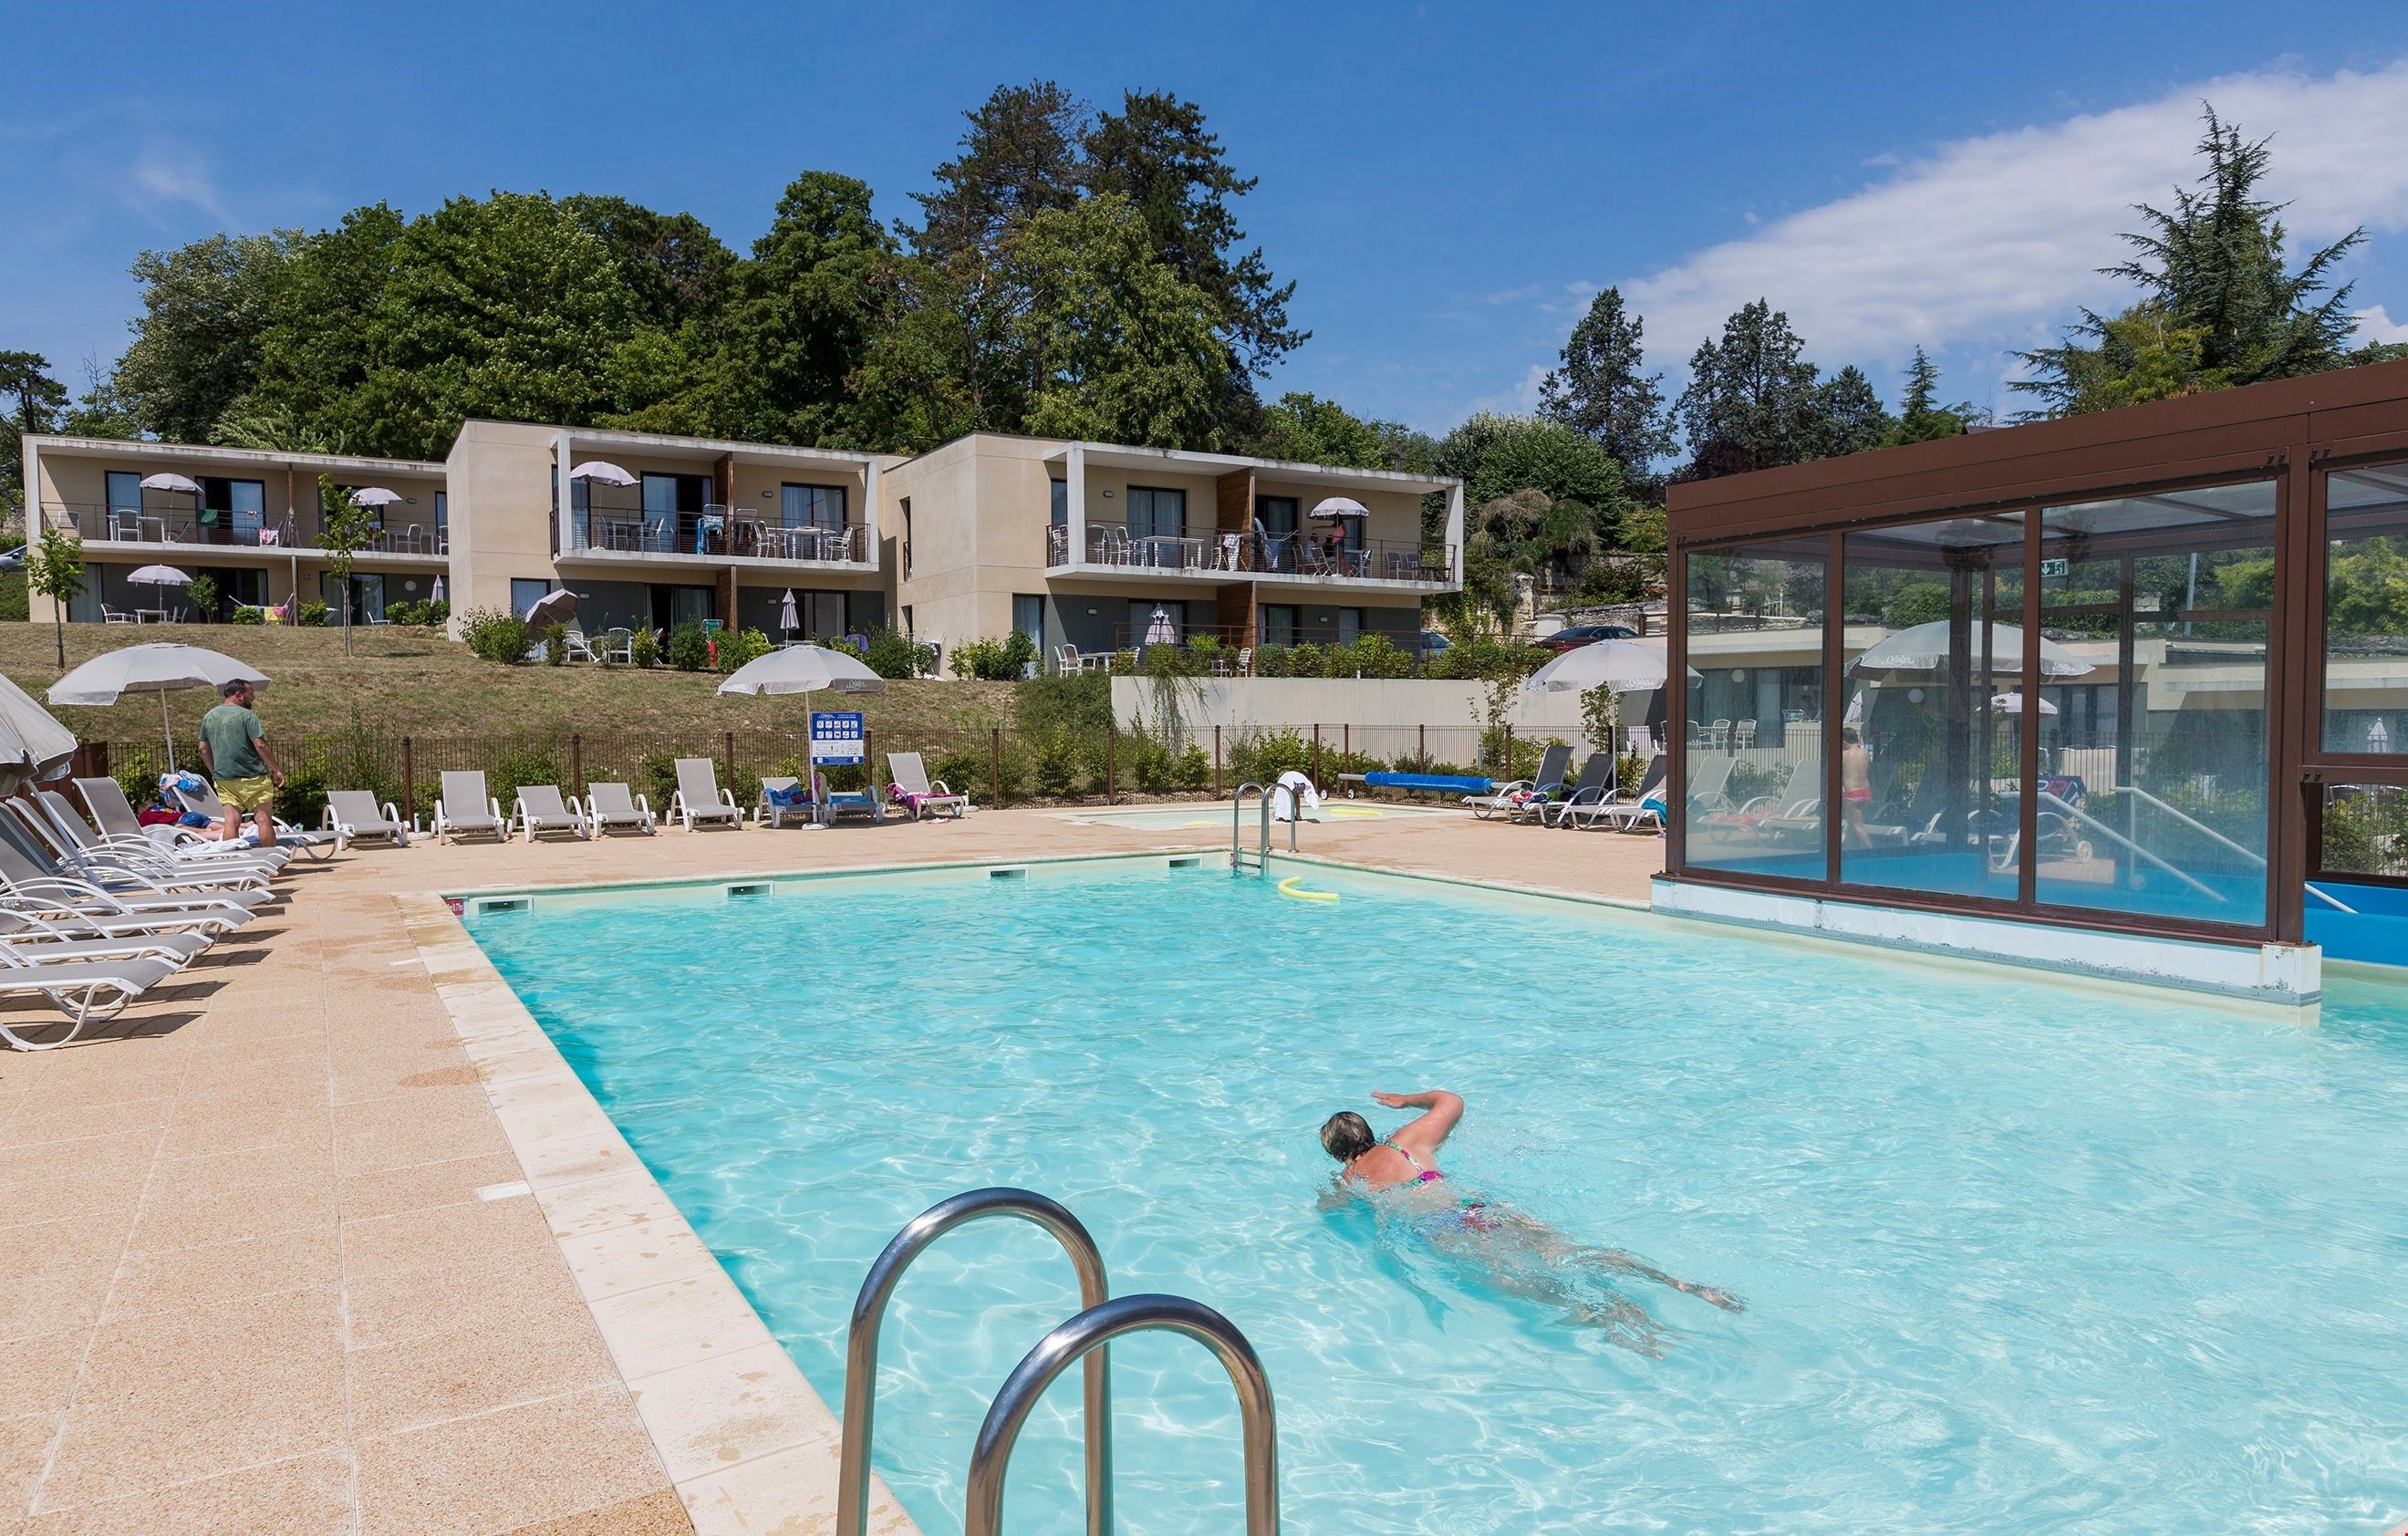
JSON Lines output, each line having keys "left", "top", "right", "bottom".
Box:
{"left": 466, "top": 860, "right": 2408, "bottom": 1535}
{"left": 1064, "top": 802, "right": 1458, "bottom": 830}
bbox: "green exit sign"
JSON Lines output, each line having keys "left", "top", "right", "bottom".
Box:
{"left": 2040, "top": 558, "right": 2070, "bottom": 577}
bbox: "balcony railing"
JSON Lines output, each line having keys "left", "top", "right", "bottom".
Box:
{"left": 45, "top": 503, "right": 444, "bottom": 555}
{"left": 1046, "top": 521, "right": 1454, "bottom": 584}
{"left": 568, "top": 506, "right": 868, "bottom": 563}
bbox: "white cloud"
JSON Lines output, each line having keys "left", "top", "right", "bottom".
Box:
{"left": 1622, "top": 58, "right": 2408, "bottom": 370}
{"left": 124, "top": 140, "right": 233, "bottom": 223}
{"left": 2356, "top": 304, "right": 2408, "bottom": 345}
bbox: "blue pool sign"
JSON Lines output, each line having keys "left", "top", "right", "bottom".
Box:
{"left": 810, "top": 711, "right": 865, "bottom": 765}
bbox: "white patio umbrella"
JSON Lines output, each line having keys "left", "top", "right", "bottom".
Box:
{"left": 1850, "top": 620, "right": 2091, "bottom": 678}
{"left": 777, "top": 589, "right": 799, "bottom": 640}
{"left": 716, "top": 644, "right": 885, "bottom": 699}
{"left": 523, "top": 588, "right": 579, "bottom": 632}
{"left": 127, "top": 565, "right": 192, "bottom": 588}
{"left": 1309, "top": 496, "right": 1370, "bottom": 520}
{"left": 1143, "top": 606, "right": 1178, "bottom": 646}
{"left": 568, "top": 461, "right": 637, "bottom": 487}
{"left": 430, "top": 575, "right": 445, "bottom": 602}
{"left": 349, "top": 486, "right": 404, "bottom": 508}
{"left": 1525, "top": 638, "right": 1673, "bottom": 694}
{"left": 48, "top": 642, "right": 270, "bottom": 772}
{"left": 1990, "top": 691, "right": 2059, "bottom": 715}
{"left": 0, "top": 673, "right": 78, "bottom": 797}
{"left": 138, "top": 473, "right": 202, "bottom": 536}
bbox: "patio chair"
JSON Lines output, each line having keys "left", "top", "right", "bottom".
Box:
{"left": 669, "top": 758, "right": 742, "bottom": 830}
{"left": 36, "top": 790, "right": 281, "bottom": 886}
{"left": 73, "top": 777, "right": 292, "bottom": 871}
{"left": 324, "top": 790, "right": 410, "bottom": 846}
{"left": 0, "top": 908, "right": 212, "bottom": 972}
{"left": 562, "top": 628, "right": 597, "bottom": 663}
{"left": 0, "top": 943, "right": 182, "bottom": 1052}
{"left": 1616, "top": 755, "right": 1739, "bottom": 836}
{"left": 756, "top": 776, "right": 813, "bottom": 828}
{"left": 102, "top": 607, "right": 136, "bottom": 625}
{"left": 812, "top": 771, "right": 882, "bottom": 826}
{"left": 1733, "top": 719, "right": 1758, "bottom": 750}
{"left": 1534, "top": 752, "right": 1615, "bottom": 826}
{"left": 511, "top": 785, "right": 588, "bottom": 842}
{"left": 582, "top": 782, "right": 656, "bottom": 836}
{"left": 886, "top": 752, "right": 970, "bottom": 820}
{"left": 0, "top": 830, "right": 267, "bottom": 924}
{"left": 11, "top": 795, "right": 274, "bottom": 896}
{"left": 433, "top": 772, "right": 506, "bottom": 843}
{"left": 0, "top": 803, "right": 275, "bottom": 908}
{"left": 597, "top": 627, "right": 635, "bottom": 664}
{"left": 1568, "top": 754, "right": 1668, "bottom": 831}
{"left": 1463, "top": 742, "right": 1572, "bottom": 821}
{"left": 167, "top": 776, "right": 340, "bottom": 859}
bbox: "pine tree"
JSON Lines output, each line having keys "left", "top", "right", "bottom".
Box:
{"left": 1673, "top": 300, "right": 1826, "bottom": 479}
{"left": 1812, "top": 365, "right": 1893, "bottom": 458}
{"left": 1887, "top": 347, "right": 1977, "bottom": 444}
{"left": 1539, "top": 287, "right": 1673, "bottom": 491}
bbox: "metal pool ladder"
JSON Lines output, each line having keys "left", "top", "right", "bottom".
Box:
{"left": 836, "top": 1187, "right": 1281, "bottom": 1536}
{"left": 1231, "top": 781, "right": 1271, "bottom": 875}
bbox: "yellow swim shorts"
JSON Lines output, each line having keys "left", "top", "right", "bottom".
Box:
{"left": 217, "top": 775, "right": 275, "bottom": 813}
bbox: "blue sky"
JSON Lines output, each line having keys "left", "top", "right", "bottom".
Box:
{"left": 9, "top": 2, "right": 2408, "bottom": 437}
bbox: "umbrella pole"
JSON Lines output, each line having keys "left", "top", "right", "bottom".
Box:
{"left": 161, "top": 690, "right": 177, "bottom": 773}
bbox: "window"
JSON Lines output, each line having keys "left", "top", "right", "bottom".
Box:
{"left": 323, "top": 573, "right": 387, "bottom": 625}
{"left": 1836, "top": 515, "right": 2022, "bottom": 902}
{"left": 1050, "top": 479, "right": 1068, "bottom": 529}
{"left": 1261, "top": 603, "right": 1300, "bottom": 649}
{"left": 1127, "top": 486, "right": 1184, "bottom": 544}
{"left": 1685, "top": 538, "right": 1827, "bottom": 881}
{"left": 199, "top": 477, "right": 265, "bottom": 544}
{"left": 2030, "top": 481, "right": 2276, "bottom": 926}
{"left": 1131, "top": 599, "right": 1184, "bottom": 648}
{"left": 643, "top": 472, "right": 707, "bottom": 553}
{"left": 900, "top": 499, "right": 913, "bottom": 578}
{"left": 434, "top": 492, "right": 448, "bottom": 532}
{"left": 781, "top": 483, "right": 846, "bottom": 531}
{"left": 1337, "top": 607, "right": 1364, "bottom": 644}
{"left": 106, "top": 471, "right": 142, "bottom": 522}
{"left": 511, "top": 577, "right": 555, "bottom": 617}
{"left": 1256, "top": 495, "right": 1298, "bottom": 570}
{"left": 795, "top": 591, "right": 847, "bottom": 641}
{"left": 2322, "top": 459, "right": 2408, "bottom": 756}
{"left": 1013, "top": 595, "right": 1046, "bottom": 673}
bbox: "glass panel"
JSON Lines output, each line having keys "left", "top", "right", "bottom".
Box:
{"left": 1257, "top": 496, "right": 1299, "bottom": 573}
{"left": 2318, "top": 783, "right": 2408, "bottom": 879}
{"left": 1050, "top": 480, "right": 1068, "bottom": 529}
{"left": 1836, "top": 514, "right": 2025, "bottom": 901}
{"left": 1261, "top": 604, "right": 1299, "bottom": 648}
{"left": 1685, "top": 537, "right": 1828, "bottom": 880}
{"left": 2323, "top": 460, "right": 2408, "bottom": 754}
{"left": 1337, "top": 608, "right": 1363, "bottom": 644}
{"left": 781, "top": 484, "right": 846, "bottom": 531}
{"left": 106, "top": 471, "right": 141, "bottom": 514}
{"left": 1128, "top": 486, "right": 1183, "bottom": 543}
{"left": 2031, "top": 482, "right": 2276, "bottom": 926}
{"left": 434, "top": 492, "right": 448, "bottom": 530}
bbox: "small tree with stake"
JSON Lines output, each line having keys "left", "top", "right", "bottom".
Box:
{"left": 317, "top": 474, "right": 377, "bottom": 656}
{"left": 26, "top": 527, "right": 85, "bottom": 671}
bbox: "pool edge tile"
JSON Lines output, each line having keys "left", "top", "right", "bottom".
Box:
{"left": 398, "top": 888, "right": 916, "bottom": 1536}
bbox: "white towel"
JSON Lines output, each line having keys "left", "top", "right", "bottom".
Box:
{"left": 1271, "top": 769, "right": 1322, "bottom": 823}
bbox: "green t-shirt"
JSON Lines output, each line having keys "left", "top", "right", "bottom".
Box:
{"left": 200, "top": 703, "right": 268, "bottom": 781}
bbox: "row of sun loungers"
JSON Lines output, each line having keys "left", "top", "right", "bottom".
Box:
{"left": 423, "top": 754, "right": 970, "bottom": 844}
{"left": 0, "top": 782, "right": 300, "bottom": 1051}
{"left": 1463, "top": 745, "right": 1672, "bottom": 832}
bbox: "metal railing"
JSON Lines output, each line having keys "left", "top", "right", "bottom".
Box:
{"left": 1048, "top": 522, "right": 1452, "bottom": 584}
{"left": 836, "top": 1188, "right": 1109, "bottom": 1536}
{"left": 566, "top": 506, "right": 868, "bottom": 563}
{"left": 1231, "top": 781, "right": 1272, "bottom": 874}
{"left": 44, "top": 502, "right": 444, "bottom": 555}
{"left": 965, "top": 1292, "right": 1278, "bottom": 1536}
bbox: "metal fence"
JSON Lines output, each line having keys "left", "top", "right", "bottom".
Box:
{"left": 78, "top": 721, "right": 1600, "bottom": 828}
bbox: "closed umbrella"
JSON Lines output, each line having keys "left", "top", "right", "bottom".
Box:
{"left": 431, "top": 575, "right": 446, "bottom": 602}
{"left": 1144, "top": 606, "right": 1178, "bottom": 646}
{"left": 0, "top": 673, "right": 78, "bottom": 797}
{"left": 47, "top": 642, "right": 270, "bottom": 772}
{"left": 1851, "top": 620, "right": 2090, "bottom": 678}
{"left": 778, "top": 589, "right": 799, "bottom": 641}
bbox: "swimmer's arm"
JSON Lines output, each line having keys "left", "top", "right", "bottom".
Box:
{"left": 1371, "top": 1089, "right": 1463, "bottom": 1154}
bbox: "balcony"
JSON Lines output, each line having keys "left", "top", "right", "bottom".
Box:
{"left": 44, "top": 503, "right": 446, "bottom": 557}
{"left": 1045, "top": 522, "right": 1456, "bottom": 586}
{"left": 565, "top": 507, "right": 871, "bottom": 566}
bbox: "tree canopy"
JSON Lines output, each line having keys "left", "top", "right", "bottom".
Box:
{"left": 1539, "top": 286, "right": 1672, "bottom": 490}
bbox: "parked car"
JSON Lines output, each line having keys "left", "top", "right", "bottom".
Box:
{"left": 1414, "top": 630, "right": 1453, "bottom": 659}
{"left": 0, "top": 546, "right": 24, "bottom": 572}
{"left": 1535, "top": 623, "right": 1639, "bottom": 653}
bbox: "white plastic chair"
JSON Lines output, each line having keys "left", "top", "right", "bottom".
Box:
{"left": 669, "top": 758, "right": 742, "bottom": 830}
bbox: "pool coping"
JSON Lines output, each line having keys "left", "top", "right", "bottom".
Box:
{"left": 397, "top": 887, "right": 924, "bottom": 1536}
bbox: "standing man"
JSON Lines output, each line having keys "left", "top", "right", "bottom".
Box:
{"left": 197, "top": 679, "right": 285, "bottom": 846}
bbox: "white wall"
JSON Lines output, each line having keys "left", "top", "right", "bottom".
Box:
{"left": 1111, "top": 676, "right": 1634, "bottom": 743}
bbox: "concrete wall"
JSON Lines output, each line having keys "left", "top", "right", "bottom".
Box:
{"left": 445, "top": 421, "right": 559, "bottom": 623}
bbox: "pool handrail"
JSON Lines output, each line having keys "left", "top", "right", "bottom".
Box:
{"left": 1231, "top": 781, "right": 1271, "bottom": 875}
{"left": 963, "top": 1292, "right": 1278, "bottom": 1536}
{"left": 837, "top": 1188, "right": 1111, "bottom": 1536}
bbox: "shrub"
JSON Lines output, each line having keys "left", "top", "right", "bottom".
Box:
{"left": 719, "top": 628, "right": 773, "bottom": 672}
{"left": 488, "top": 742, "right": 566, "bottom": 807}
{"left": 1343, "top": 633, "right": 1414, "bottom": 679}
{"left": 0, "top": 572, "right": 26, "bottom": 624}
{"left": 1252, "top": 645, "right": 1292, "bottom": 678}
{"left": 1228, "top": 727, "right": 1313, "bottom": 785}
{"left": 668, "top": 622, "right": 711, "bottom": 671}
{"left": 541, "top": 622, "right": 569, "bottom": 666}
{"left": 386, "top": 598, "right": 448, "bottom": 628}
{"left": 460, "top": 607, "right": 530, "bottom": 665}
{"left": 296, "top": 600, "right": 329, "bottom": 628}
{"left": 931, "top": 744, "right": 989, "bottom": 794}
{"left": 1031, "top": 735, "right": 1083, "bottom": 796}
{"left": 865, "top": 627, "right": 935, "bottom": 680}
{"left": 1287, "top": 642, "right": 1329, "bottom": 679}
{"left": 628, "top": 628, "right": 659, "bottom": 669}
{"left": 950, "top": 630, "right": 1038, "bottom": 681}
{"left": 185, "top": 573, "right": 218, "bottom": 621}
{"left": 636, "top": 751, "right": 682, "bottom": 810}
{"left": 230, "top": 605, "right": 265, "bottom": 625}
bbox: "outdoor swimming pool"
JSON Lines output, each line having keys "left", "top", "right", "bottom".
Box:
{"left": 465, "top": 858, "right": 2408, "bottom": 1534}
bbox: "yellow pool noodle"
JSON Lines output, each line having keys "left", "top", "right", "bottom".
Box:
{"left": 1277, "top": 875, "right": 1340, "bottom": 903}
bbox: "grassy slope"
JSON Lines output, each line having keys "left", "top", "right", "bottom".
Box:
{"left": 0, "top": 622, "right": 1016, "bottom": 746}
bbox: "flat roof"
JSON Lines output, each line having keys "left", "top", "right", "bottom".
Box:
{"left": 1043, "top": 440, "right": 1458, "bottom": 493}
{"left": 26, "top": 436, "right": 444, "bottom": 475}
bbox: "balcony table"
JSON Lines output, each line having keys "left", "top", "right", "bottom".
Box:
{"left": 1133, "top": 534, "right": 1203, "bottom": 570}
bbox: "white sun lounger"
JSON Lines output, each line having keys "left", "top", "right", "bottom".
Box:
{"left": 325, "top": 791, "right": 410, "bottom": 846}
{"left": 1464, "top": 743, "right": 1572, "bottom": 821}
{"left": 73, "top": 778, "right": 293, "bottom": 870}
{"left": 755, "top": 776, "right": 811, "bottom": 829}
{"left": 34, "top": 790, "right": 280, "bottom": 883}
{"left": 581, "top": 783, "right": 656, "bottom": 836}
{"left": 886, "top": 752, "right": 970, "bottom": 820}
{"left": 5, "top": 799, "right": 273, "bottom": 896}
{"left": 511, "top": 785, "right": 588, "bottom": 842}
{"left": 0, "top": 834, "right": 265, "bottom": 925}
{"left": 0, "top": 909, "right": 211, "bottom": 970}
{"left": 0, "top": 945, "right": 181, "bottom": 1051}
{"left": 167, "top": 778, "right": 340, "bottom": 859}
{"left": 669, "top": 758, "right": 742, "bottom": 830}
{"left": 434, "top": 772, "right": 506, "bottom": 843}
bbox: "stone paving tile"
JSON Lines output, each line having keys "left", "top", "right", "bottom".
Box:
{"left": 344, "top": 1247, "right": 597, "bottom": 1354}
{"left": 338, "top": 1149, "right": 527, "bottom": 1221}
{"left": 340, "top": 1189, "right": 559, "bottom": 1279}
{"left": 503, "top": 1488, "right": 695, "bottom": 1536}
{"left": 0, "top": 1095, "right": 173, "bottom": 1151}
{"left": 1, "top": 1411, "right": 60, "bottom": 1520}
{"left": 348, "top": 1310, "right": 622, "bottom": 1438}
{"left": 15, "top": 1450, "right": 353, "bottom": 1535}
{"left": 355, "top": 1385, "right": 670, "bottom": 1536}
{"left": 103, "top": 1228, "right": 342, "bottom": 1323}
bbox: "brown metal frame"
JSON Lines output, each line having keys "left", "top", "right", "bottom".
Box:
{"left": 1665, "top": 358, "right": 2408, "bottom": 949}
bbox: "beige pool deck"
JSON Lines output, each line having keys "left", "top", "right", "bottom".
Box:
{"left": 0, "top": 804, "right": 1661, "bottom": 1534}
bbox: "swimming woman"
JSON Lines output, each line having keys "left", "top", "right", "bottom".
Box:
{"left": 1320, "top": 1089, "right": 1743, "bottom": 1351}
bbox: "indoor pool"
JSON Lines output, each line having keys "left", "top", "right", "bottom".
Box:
{"left": 1064, "top": 802, "right": 1458, "bottom": 830}
{"left": 465, "top": 859, "right": 2408, "bottom": 1535}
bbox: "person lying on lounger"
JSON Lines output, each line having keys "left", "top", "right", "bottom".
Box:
{"left": 1319, "top": 1089, "right": 1743, "bottom": 1351}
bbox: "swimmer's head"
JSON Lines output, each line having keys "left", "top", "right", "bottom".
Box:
{"left": 1320, "top": 1110, "right": 1375, "bottom": 1162}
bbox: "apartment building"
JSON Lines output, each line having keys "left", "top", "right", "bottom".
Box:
{"left": 21, "top": 424, "right": 1465, "bottom": 662}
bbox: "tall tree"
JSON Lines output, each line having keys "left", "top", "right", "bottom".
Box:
{"left": 1434, "top": 412, "right": 1626, "bottom": 514}
{"left": 712, "top": 172, "right": 898, "bottom": 446}
{"left": 1812, "top": 364, "right": 1893, "bottom": 459}
{"left": 1249, "top": 392, "right": 1388, "bottom": 469}
{"left": 1539, "top": 287, "right": 1673, "bottom": 488}
{"left": 1672, "top": 300, "right": 1827, "bottom": 480}
{"left": 1885, "top": 347, "right": 1977, "bottom": 444}
{"left": 237, "top": 203, "right": 405, "bottom": 451}
{"left": 911, "top": 80, "right": 1089, "bottom": 265}
{"left": 0, "top": 351, "right": 70, "bottom": 518}
{"left": 1085, "top": 89, "right": 1303, "bottom": 379}
{"left": 113, "top": 232, "right": 294, "bottom": 441}
{"left": 561, "top": 194, "right": 737, "bottom": 335}
{"left": 2017, "top": 106, "right": 2387, "bottom": 418}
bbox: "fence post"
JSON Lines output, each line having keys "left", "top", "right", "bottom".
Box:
{"left": 1213, "top": 725, "right": 1221, "bottom": 798}
{"left": 1343, "top": 723, "right": 1350, "bottom": 766}
{"left": 865, "top": 728, "right": 875, "bottom": 798}
{"left": 1312, "top": 724, "right": 1322, "bottom": 787}
{"left": 724, "top": 731, "right": 736, "bottom": 794}
{"left": 1503, "top": 724, "right": 1513, "bottom": 777}
{"left": 401, "top": 737, "right": 414, "bottom": 825}
{"left": 570, "top": 734, "right": 583, "bottom": 795}
{"left": 1104, "top": 726, "right": 1116, "bottom": 804}
{"left": 1418, "top": 722, "right": 1427, "bottom": 771}
{"left": 990, "top": 727, "right": 1002, "bottom": 808}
